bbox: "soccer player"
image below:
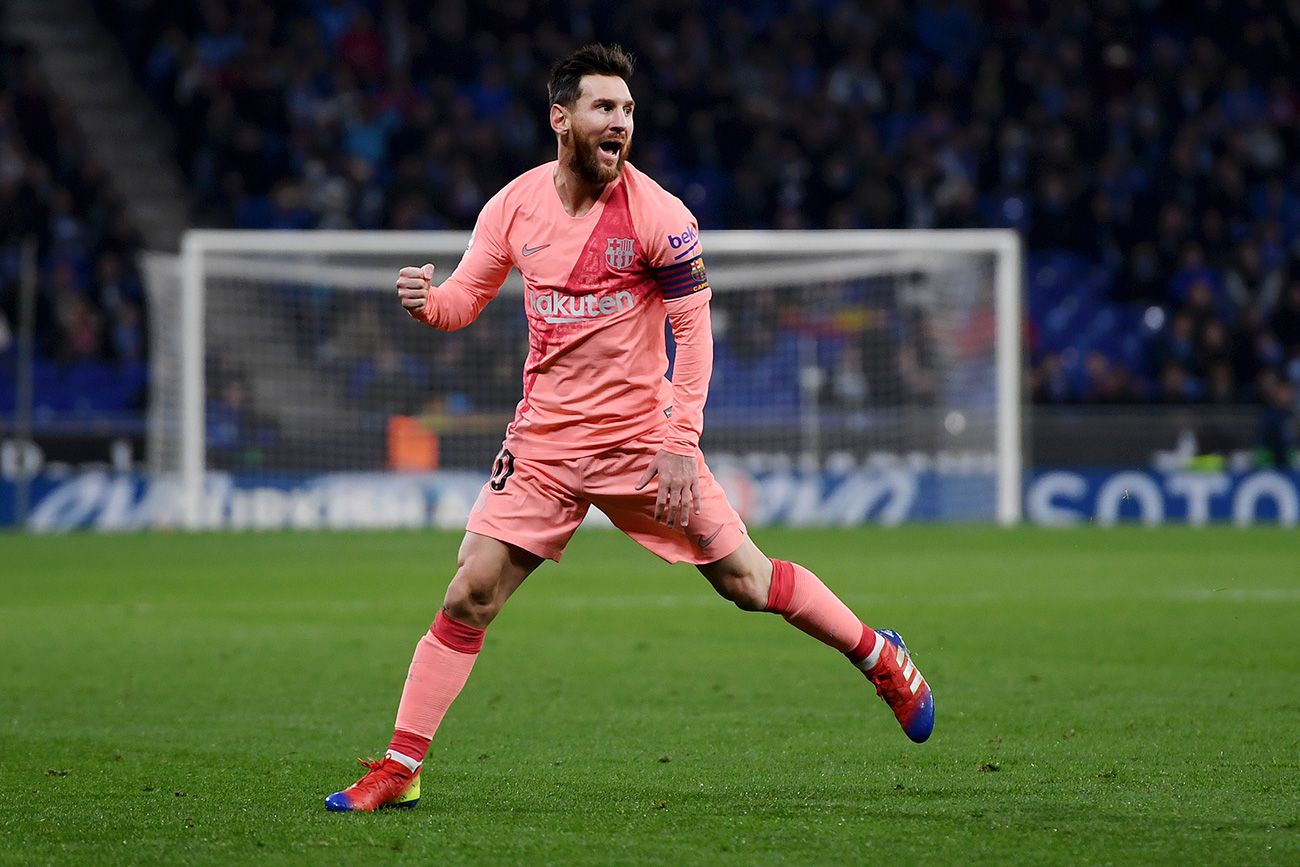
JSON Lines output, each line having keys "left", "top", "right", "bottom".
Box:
{"left": 326, "top": 44, "right": 933, "bottom": 813}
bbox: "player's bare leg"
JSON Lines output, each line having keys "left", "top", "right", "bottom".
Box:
{"left": 439, "top": 531, "right": 544, "bottom": 628}
{"left": 697, "top": 535, "right": 774, "bottom": 610}
{"left": 326, "top": 533, "right": 542, "bottom": 811}
{"left": 698, "top": 536, "right": 934, "bottom": 743}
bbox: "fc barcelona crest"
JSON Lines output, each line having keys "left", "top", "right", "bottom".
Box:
{"left": 605, "top": 237, "right": 635, "bottom": 271}
{"left": 690, "top": 257, "right": 707, "bottom": 286}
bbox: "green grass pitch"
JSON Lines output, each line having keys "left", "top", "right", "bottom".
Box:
{"left": 2, "top": 527, "right": 1298, "bottom": 865}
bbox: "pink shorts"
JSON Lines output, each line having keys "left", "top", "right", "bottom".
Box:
{"left": 465, "top": 433, "right": 747, "bottom": 564}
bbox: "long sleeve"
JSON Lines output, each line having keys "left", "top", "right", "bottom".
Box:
{"left": 408, "top": 268, "right": 506, "bottom": 331}
{"left": 662, "top": 298, "right": 713, "bottom": 455}
{"left": 407, "top": 193, "right": 513, "bottom": 331}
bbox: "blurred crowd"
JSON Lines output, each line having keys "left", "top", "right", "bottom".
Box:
{"left": 95, "top": 0, "right": 1300, "bottom": 419}
{"left": 0, "top": 42, "right": 147, "bottom": 416}
{"left": 8, "top": 0, "right": 1297, "bottom": 467}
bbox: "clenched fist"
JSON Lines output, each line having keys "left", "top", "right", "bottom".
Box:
{"left": 396, "top": 263, "right": 435, "bottom": 310}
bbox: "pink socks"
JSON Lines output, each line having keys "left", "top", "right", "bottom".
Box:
{"left": 388, "top": 610, "right": 485, "bottom": 765}
{"left": 388, "top": 562, "right": 878, "bottom": 768}
{"left": 766, "top": 559, "right": 878, "bottom": 662}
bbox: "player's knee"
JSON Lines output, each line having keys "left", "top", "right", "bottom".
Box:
{"left": 712, "top": 571, "right": 769, "bottom": 612}
{"left": 442, "top": 579, "right": 499, "bottom": 626}
{"left": 702, "top": 545, "right": 773, "bottom": 612}
{"left": 443, "top": 564, "right": 504, "bottom": 627}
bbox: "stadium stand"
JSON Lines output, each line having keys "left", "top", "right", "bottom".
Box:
{"left": 8, "top": 1, "right": 1300, "bottom": 457}
{"left": 0, "top": 40, "right": 147, "bottom": 419}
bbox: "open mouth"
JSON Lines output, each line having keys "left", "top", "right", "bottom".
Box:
{"left": 598, "top": 140, "right": 623, "bottom": 157}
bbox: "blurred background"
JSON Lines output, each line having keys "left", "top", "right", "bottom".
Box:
{"left": 2, "top": 0, "right": 1298, "bottom": 528}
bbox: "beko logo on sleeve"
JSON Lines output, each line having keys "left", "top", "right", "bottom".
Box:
{"left": 667, "top": 226, "right": 698, "bottom": 249}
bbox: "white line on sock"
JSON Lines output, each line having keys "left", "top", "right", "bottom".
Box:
{"left": 858, "top": 632, "right": 886, "bottom": 670}
{"left": 386, "top": 749, "right": 421, "bottom": 772}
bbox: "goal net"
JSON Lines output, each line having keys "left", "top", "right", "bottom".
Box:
{"left": 144, "top": 230, "right": 1021, "bottom": 530}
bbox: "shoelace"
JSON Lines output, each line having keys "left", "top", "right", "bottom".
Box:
{"left": 349, "top": 756, "right": 401, "bottom": 797}
{"left": 868, "top": 657, "right": 913, "bottom": 707}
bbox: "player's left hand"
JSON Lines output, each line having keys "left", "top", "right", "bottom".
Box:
{"left": 635, "top": 450, "right": 701, "bottom": 529}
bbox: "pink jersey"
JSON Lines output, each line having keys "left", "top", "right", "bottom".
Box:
{"left": 409, "top": 161, "right": 713, "bottom": 459}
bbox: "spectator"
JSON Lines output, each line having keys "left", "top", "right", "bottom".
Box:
{"left": 338, "top": 10, "right": 386, "bottom": 83}
{"left": 109, "top": 300, "right": 145, "bottom": 363}
{"left": 207, "top": 374, "right": 279, "bottom": 469}
{"left": 1225, "top": 240, "right": 1283, "bottom": 316}
{"left": 57, "top": 294, "right": 104, "bottom": 361}
{"left": 1159, "top": 361, "right": 1202, "bottom": 404}
{"left": 1257, "top": 371, "right": 1297, "bottom": 467}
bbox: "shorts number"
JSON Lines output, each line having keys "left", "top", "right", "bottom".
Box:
{"left": 488, "top": 448, "right": 516, "bottom": 491}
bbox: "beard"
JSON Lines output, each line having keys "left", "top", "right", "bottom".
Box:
{"left": 568, "top": 130, "right": 630, "bottom": 185}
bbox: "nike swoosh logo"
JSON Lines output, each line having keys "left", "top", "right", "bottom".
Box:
{"left": 522, "top": 243, "right": 551, "bottom": 257}
{"left": 695, "top": 527, "right": 723, "bottom": 548}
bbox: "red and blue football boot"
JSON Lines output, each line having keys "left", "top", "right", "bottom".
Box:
{"left": 860, "top": 628, "right": 934, "bottom": 743}
{"left": 325, "top": 756, "right": 420, "bottom": 812}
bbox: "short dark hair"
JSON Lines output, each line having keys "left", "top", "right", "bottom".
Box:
{"left": 548, "top": 43, "right": 635, "bottom": 107}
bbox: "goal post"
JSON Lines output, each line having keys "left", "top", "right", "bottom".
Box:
{"left": 702, "top": 230, "right": 1023, "bottom": 526}
{"left": 149, "top": 229, "right": 1022, "bottom": 530}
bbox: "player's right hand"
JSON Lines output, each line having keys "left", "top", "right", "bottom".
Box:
{"left": 396, "top": 263, "right": 435, "bottom": 310}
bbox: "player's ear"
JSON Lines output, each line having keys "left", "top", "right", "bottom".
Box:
{"left": 549, "top": 103, "right": 569, "bottom": 136}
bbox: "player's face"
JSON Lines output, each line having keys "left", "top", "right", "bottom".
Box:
{"left": 563, "top": 75, "right": 634, "bottom": 185}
